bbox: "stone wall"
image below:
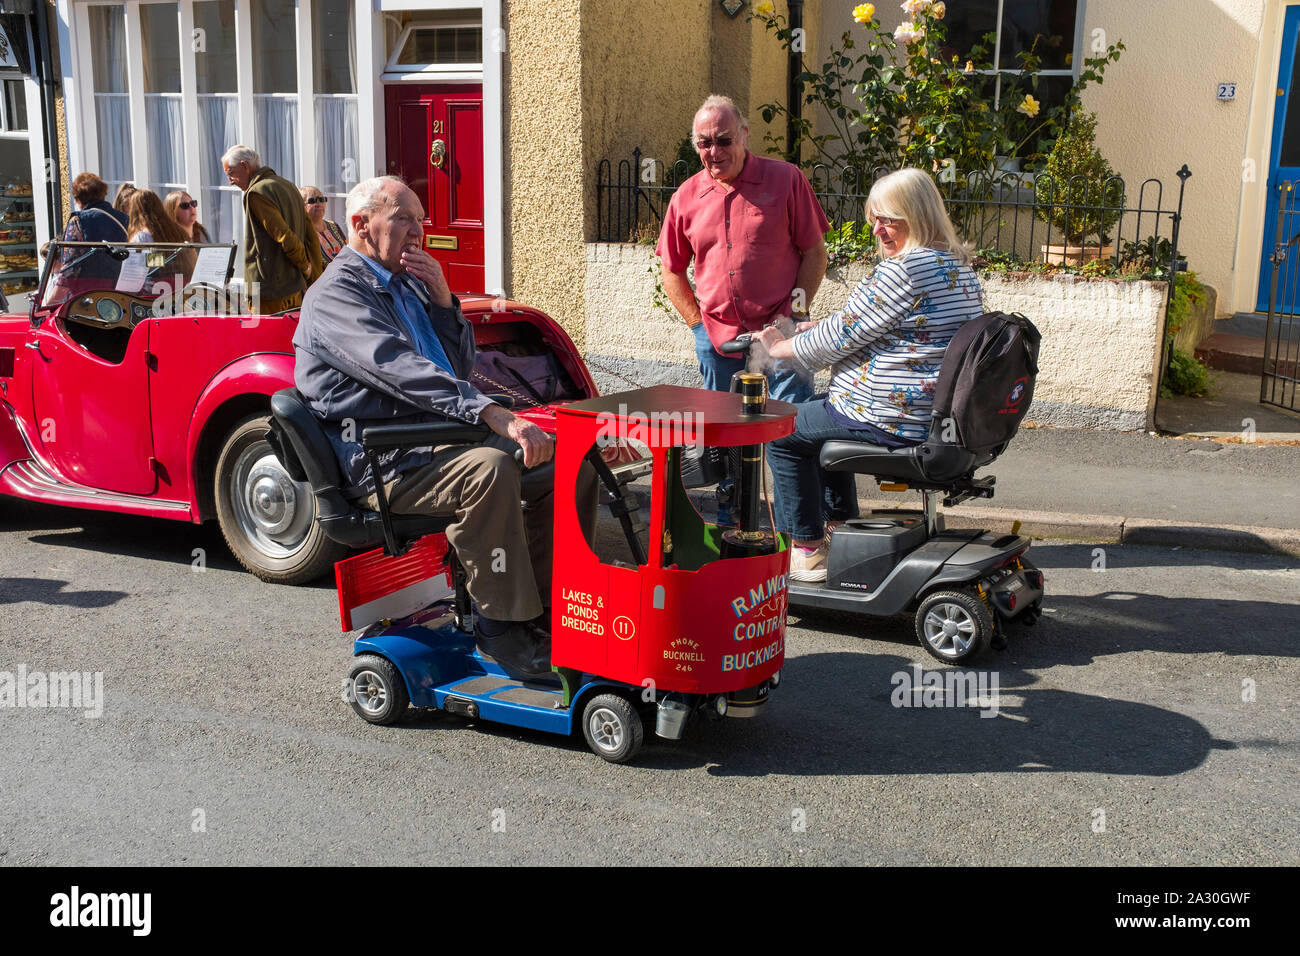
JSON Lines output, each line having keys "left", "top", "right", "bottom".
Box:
{"left": 583, "top": 243, "right": 1169, "bottom": 431}
{"left": 980, "top": 272, "right": 1168, "bottom": 431}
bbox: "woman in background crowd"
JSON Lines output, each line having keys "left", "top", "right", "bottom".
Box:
{"left": 113, "top": 182, "right": 137, "bottom": 216}
{"left": 165, "top": 190, "right": 211, "bottom": 244}
{"left": 127, "top": 189, "right": 197, "bottom": 289}
{"left": 300, "top": 185, "right": 346, "bottom": 263}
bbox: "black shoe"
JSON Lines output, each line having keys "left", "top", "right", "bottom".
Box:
{"left": 474, "top": 620, "right": 553, "bottom": 681}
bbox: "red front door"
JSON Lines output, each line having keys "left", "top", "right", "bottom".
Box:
{"left": 385, "top": 84, "right": 485, "bottom": 294}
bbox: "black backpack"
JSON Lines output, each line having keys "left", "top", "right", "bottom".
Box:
{"left": 929, "top": 311, "right": 1041, "bottom": 454}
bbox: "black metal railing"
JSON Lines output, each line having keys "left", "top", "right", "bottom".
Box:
{"left": 1263, "top": 182, "right": 1300, "bottom": 412}
{"left": 597, "top": 151, "right": 1187, "bottom": 274}
{"left": 595, "top": 149, "right": 698, "bottom": 246}
{"left": 595, "top": 152, "right": 1191, "bottom": 380}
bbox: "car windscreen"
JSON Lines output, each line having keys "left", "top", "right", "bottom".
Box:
{"left": 37, "top": 241, "right": 237, "bottom": 313}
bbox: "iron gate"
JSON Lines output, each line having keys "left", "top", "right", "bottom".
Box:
{"left": 1264, "top": 182, "right": 1300, "bottom": 411}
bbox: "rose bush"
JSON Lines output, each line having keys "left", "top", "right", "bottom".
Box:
{"left": 752, "top": 1, "right": 1123, "bottom": 187}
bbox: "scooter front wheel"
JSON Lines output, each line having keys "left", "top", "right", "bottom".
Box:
{"left": 581, "top": 693, "right": 644, "bottom": 763}
{"left": 915, "top": 589, "right": 993, "bottom": 664}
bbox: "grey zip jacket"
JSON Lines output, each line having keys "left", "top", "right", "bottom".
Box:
{"left": 292, "top": 246, "right": 494, "bottom": 496}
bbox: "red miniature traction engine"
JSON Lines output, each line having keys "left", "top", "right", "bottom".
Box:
{"left": 549, "top": 380, "right": 796, "bottom": 718}
{"left": 319, "top": 375, "right": 797, "bottom": 762}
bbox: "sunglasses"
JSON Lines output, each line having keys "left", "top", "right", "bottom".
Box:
{"left": 694, "top": 135, "right": 734, "bottom": 150}
{"left": 305, "top": 197, "right": 328, "bottom": 205}
{"left": 177, "top": 200, "right": 198, "bottom": 210}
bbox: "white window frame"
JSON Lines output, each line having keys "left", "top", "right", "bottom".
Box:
{"left": 384, "top": 21, "right": 484, "bottom": 77}
{"left": 0, "top": 70, "right": 28, "bottom": 135}
{"left": 57, "top": 0, "right": 502, "bottom": 292}
{"left": 969, "top": 0, "right": 1085, "bottom": 110}
{"left": 0, "top": 16, "right": 52, "bottom": 249}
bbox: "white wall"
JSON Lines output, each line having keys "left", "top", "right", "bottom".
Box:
{"left": 584, "top": 242, "right": 1168, "bottom": 430}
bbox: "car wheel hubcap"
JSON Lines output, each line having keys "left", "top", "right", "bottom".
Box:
{"left": 353, "top": 671, "right": 388, "bottom": 716}
{"left": 924, "top": 603, "right": 975, "bottom": 657}
{"left": 589, "top": 707, "right": 623, "bottom": 751}
{"left": 231, "top": 444, "right": 313, "bottom": 558}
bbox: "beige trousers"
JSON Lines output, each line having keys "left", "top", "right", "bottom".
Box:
{"left": 368, "top": 438, "right": 598, "bottom": 622}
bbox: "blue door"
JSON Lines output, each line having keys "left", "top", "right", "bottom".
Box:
{"left": 1259, "top": 5, "right": 1300, "bottom": 311}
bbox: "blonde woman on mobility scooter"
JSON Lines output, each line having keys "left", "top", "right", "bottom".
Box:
{"left": 754, "top": 167, "right": 983, "bottom": 582}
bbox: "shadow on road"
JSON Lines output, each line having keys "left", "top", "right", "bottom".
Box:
{"left": 0, "top": 576, "right": 128, "bottom": 608}
{"left": 662, "top": 648, "right": 1227, "bottom": 777}
{"left": 6, "top": 501, "right": 334, "bottom": 588}
{"left": 369, "top": 638, "right": 1229, "bottom": 778}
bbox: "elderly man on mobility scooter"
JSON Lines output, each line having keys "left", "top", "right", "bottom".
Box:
{"left": 283, "top": 180, "right": 799, "bottom": 762}
{"left": 293, "top": 175, "right": 594, "bottom": 680}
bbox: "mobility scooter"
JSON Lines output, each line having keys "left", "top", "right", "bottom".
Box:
{"left": 269, "top": 377, "right": 797, "bottom": 762}
{"left": 718, "top": 312, "right": 1044, "bottom": 664}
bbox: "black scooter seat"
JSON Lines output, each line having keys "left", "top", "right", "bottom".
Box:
{"left": 820, "top": 439, "right": 992, "bottom": 486}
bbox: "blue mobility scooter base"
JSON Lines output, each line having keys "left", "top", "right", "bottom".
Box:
{"left": 352, "top": 602, "right": 620, "bottom": 737}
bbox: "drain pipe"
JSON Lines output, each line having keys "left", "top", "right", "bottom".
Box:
{"left": 33, "top": 5, "right": 62, "bottom": 238}
{"left": 786, "top": 0, "right": 804, "bottom": 164}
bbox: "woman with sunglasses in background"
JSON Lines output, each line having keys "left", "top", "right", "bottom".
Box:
{"left": 128, "top": 189, "right": 198, "bottom": 293}
{"left": 165, "top": 191, "right": 211, "bottom": 244}
{"left": 300, "top": 186, "right": 347, "bottom": 263}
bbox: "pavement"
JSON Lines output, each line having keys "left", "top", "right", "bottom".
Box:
{"left": 852, "top": 369, "right": 1300, "bottom": 557}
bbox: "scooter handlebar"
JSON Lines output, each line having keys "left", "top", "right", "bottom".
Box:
{"left": 719, "top": 333, "right": 753, "bottom": 354}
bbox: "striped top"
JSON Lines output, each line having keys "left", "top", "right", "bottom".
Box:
{"left": 791, "top": 247, "right": 983, "bottom": 441}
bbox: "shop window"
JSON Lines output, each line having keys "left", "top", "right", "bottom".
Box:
{"left": 194, "top": 0, "right": 239, "bottom": 243}
{"left": 88, "top": 4, "right": 131, "bottom": 186}
{"left": 2, "top": 78, "right": 25, "bottom": 132}
{"left": 313, "top": 0, "right": 357, "bottom": 226}
{"left": 142, "top": 2, "right": 185, "bottom": 191}
{"left": 252, "top": 0, "right": 299, "bottom": 181}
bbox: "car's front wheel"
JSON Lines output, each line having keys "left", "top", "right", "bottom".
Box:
{"left": 214, "top": 413, "right": 345, "bottom": 584}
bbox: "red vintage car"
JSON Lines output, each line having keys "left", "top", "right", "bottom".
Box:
{"left": 0, "top": 240, "right": 599, "bottom": 583}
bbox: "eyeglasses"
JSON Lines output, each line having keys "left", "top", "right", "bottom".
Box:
{"left": 178, "top": 200, "right": 198, "bottom": 210}
{"left": 693, "top": 135, "right": 734, "bottom": 151}
{"left": 306, "top": 197, "right": 328, "bottom": 205}
{"left": 873, "top": 215, "right": 903, "bottom": 228}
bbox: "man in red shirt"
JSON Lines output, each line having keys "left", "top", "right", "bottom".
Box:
{"left": 657, "top": 94, "right": 829, "bottom": 403}
{"left": 657, "top": 94, "right": 829, "bottom": 521}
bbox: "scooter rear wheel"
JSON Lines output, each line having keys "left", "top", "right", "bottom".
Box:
{"left": 915, "top": 589, "right": 993, "bottom": 664}
{"left": 347, "top": 654, "right": 410, "bottom": 725}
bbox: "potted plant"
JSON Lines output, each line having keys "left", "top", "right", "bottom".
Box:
{"left": 1034, "top": 108, "right": 1123, "bottom": 264}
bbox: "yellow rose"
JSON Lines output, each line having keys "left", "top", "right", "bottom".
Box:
{"left": 1016, "top": 94, "right": 1041, "bottom": 118}
{"left": 933, "top": 1, "right": 946, "bottom": 18}
{"left": 754, "top": 0, "right": 775, "bottom": 17}
{"left": 852, "top": 3, "right": 875, "bottom": 23}
{"left": 965, "top": 60, "right": 975, "bottom": 73}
